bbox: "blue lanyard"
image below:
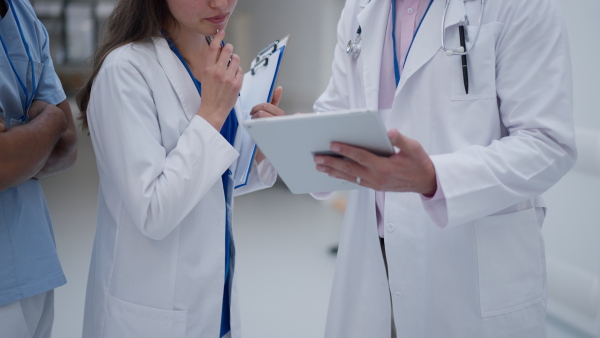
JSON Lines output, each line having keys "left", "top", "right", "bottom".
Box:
{"left": 167, "top": 37, "right": 237, "bottom": 338}
{"left": 390, "top": 0, "right": 435, "bottom": 87}
{"left": 0, "top": 0, "right": 37, "bottom": 117}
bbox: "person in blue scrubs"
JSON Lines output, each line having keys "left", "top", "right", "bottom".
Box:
{"left": 0, "top": 0, "right": 77, "bottom": 337}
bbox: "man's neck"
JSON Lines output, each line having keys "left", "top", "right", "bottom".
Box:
{"left": 0, "top": 0, "right": 8, "bottom": 18}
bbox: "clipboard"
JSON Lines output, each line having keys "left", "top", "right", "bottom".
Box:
{"left": 242, "top": 109, "right": 395, "bottom": 194}
{"left": 234, "top": 35, "right": 290, "bottom": 188}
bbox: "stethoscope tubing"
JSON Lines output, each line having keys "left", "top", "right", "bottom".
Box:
{"left": 441, "top": 0, "right": 486, "bottom": 56}
{"left": 0, "top": 0, "right": 37, "bottom": 116}
{"left": 347, "top": 0, "right": 487, "bottom": 62}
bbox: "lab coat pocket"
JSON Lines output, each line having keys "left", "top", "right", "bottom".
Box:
{"left": 104, "top": 294, "right": 187, "bottom": 338}
{"left": 474, "top": 207, "right": 544, "bottom": 317}
{"left": 450, "top": 23, "right": 502, "bottom": 101}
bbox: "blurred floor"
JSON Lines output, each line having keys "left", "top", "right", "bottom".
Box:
{"left": 39, "top": 103, "right": 590, "bottom": 338}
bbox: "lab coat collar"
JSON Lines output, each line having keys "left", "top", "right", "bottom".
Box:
{"left": 153, "top": 37, "right": 200, "bottom": 122}
{"left": 395, "top": 0, "right": 448, "bottom": 96}
{"left": 357, "top": 0, "right": 389, "bottom": 111}
{"left": 443, "top": 0, "right": 467, "bottom": 30}
{"left": 357, "top": 0, "right": 465, "bottom": 111}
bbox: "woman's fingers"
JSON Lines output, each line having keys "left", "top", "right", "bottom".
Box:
{"left": 226, "top": 53, "right": 241, "bottom": 77}
{"left": 218, "top": 43, "right": 234, "bottom": 69}
{"left": 207, "top": 29, "right": 226, "bottom": 63}
{"left": 271, "top": 86, "right": 283, "bottom": 107}
{"left": 249, "top": 102, "right": 285, "bottom": 119}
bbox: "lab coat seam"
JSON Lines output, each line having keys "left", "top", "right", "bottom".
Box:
{"left": 101, "top": 201, "right": 123, "bottom": 335}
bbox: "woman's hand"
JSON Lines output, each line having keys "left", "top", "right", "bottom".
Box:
{"left": 249, "top": 86, "right": 284, "bottom": 119}
{"left": 196, "top": 30, "right": 243, "bottom": 131}
{"left": 250, "top": 86, "right": 285, "bottom": 163}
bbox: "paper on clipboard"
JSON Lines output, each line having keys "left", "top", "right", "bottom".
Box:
{"left": 234, "top": 35, "right": 289, "bottom": 188}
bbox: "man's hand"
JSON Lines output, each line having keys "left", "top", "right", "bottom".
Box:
{"left": 0, "top": 100, "right": 70, "bottom": 191}
{"left": 314, "top": 128, "right": 437, "bottom": 196}
{"left": 0, "top": 115, "right": 6, "bottom": 133}
{"left": 33, "top": 100, "right": 77, "bottom": 179}
{"left": 27, "top": 100, "right": 50, "bottom": 120}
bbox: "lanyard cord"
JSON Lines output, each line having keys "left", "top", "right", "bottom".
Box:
{"left": 165, "top": 36, "right": 238, "bottom": 338}
{"left": 391, "top": 0, "right": 435, "bottom": 87}
{"left": 0, "top": 0, "right": 37, "bottom": 115}
{"left": 167, "top": 38, "right": 203, "bottom": 94}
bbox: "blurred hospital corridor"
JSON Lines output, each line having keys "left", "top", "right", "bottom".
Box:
{"left": 39, "top": 102, "right": 593, "bottom": 337}
{"left": 13, "top": 0, "right": 600, "bottom": 336}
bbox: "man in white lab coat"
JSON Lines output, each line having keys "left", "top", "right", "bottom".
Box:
{"left": 312, "top": 0, "right": 577, "bottom": 337}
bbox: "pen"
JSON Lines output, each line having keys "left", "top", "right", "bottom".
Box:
{"left": 458, "top": 22, "right": 469, "bottom": 94}
{"left": 205, "top": 29, "right": 216, "bottom": 45}
{"left": 205, "top": 29, "right": 232, "bottom": 67}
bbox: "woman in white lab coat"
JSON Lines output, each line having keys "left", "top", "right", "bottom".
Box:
{"left": 312, "top": 0, "right": 577, "bottom": 337}
{"left": 76, "top": 0, "right": 282, "bottom": 337}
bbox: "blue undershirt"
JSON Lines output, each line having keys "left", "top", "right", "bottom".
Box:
{"left": 167, "top": 39, "right": 238, "bottom": 338}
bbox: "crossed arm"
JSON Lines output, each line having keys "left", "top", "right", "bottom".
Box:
{"left": 0, "top": 100, "right": 77, "bottom": 191}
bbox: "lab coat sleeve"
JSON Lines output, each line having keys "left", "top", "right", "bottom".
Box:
{"left": 428, "top": 0, "right": 577, "bottom": 227}
{"left": 234, "top": 157, "right": 277, "bottom": 196}
{"left": 89, "top": 56, "right": 239, "bottom": 240}
{"left": 313, "top": 6, "right": 353, "bottom": 113}
{"left": 310, "top": 5, "right": 353, "bottom": 200}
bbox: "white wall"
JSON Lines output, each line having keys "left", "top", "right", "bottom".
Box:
{"left": 232, "top": 0, "right": 345, "bottom": 115}
{"left": 542, "top": 0, "right": 600, "bottom": 336}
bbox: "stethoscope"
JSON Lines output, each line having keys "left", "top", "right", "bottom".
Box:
{"left": 347, "top": 0, "right": 486, "bottom": 59}
{"left": 0, "top": 0, "right": 37, "bottom": 120}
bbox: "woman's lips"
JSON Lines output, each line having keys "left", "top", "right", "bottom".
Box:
{"left": 206, "top": 14, "right": 228, "bottom": 24}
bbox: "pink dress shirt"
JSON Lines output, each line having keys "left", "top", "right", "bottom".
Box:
{"left": 376, "top": 0, "right": 441, "bottom": 237}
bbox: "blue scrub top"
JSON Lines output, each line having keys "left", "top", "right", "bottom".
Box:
{"left": 0, "top": 0, "right": 67, "bottom": 307}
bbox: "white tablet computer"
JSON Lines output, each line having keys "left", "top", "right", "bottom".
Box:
{"left": 242, "top": 109, "right": 394, "bottom": 194}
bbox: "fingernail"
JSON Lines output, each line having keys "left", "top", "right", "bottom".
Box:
{"left": 314, "top": 157, "right": 324, "bottom": 164}
{"left": 331, "top": 145, "right": 341, "bottom": 152}
{"left": 316, "top": 165, "right": 325, "bottom": 172}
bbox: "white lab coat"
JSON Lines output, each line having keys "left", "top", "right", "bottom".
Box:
{"left": 82, "top": 37, "right": 277, "bottom": 338}
{"left": 314, "top": 0, "right": 577, "bottom": 337}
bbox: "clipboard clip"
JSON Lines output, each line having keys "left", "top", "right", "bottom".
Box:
{"left": 251, "top": 55, "right": 269, "bottom": 75}
{"left": 256, "top": 39, "right": 280, "bottom": 62}
{"left": 250, "top": 39, "right": 280, "bottom": 75}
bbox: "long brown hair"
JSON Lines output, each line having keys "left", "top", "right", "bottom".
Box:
{"left": 76, "top": 0, "right": 176, "bottom": 131}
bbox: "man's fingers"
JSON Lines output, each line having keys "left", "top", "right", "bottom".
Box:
{"left": 330, "top": 142, "right": 381, "bottom": 167}
{"left": 388, "top": 128, "right": 413, "bottom": 153}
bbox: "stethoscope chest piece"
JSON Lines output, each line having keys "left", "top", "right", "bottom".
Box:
{"left": 346, "top": 26, "right": 362, "bottom": 59}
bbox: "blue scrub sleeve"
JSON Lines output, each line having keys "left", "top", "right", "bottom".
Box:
{"left": 32, "top": 18, "right": 66, "bottom": 105}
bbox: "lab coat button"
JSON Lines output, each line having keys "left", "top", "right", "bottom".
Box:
{"left": 394, "top": 291, "right": 402, "bottom": 298}
{"left": 407, "top": 8, "right": 414, "bottom": 14}
{"left": 387, "top": 223, "right": 395, "bottom": 232}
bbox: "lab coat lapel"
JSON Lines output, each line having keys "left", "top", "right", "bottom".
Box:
{"left": 153, "top": 37, "right": 200, "bottom": 122}
{"left": 396, "top": 0, "right": 463, "bottom": 95}
{"left": 357, "top": 0, "right": 389, "bottom": 111}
